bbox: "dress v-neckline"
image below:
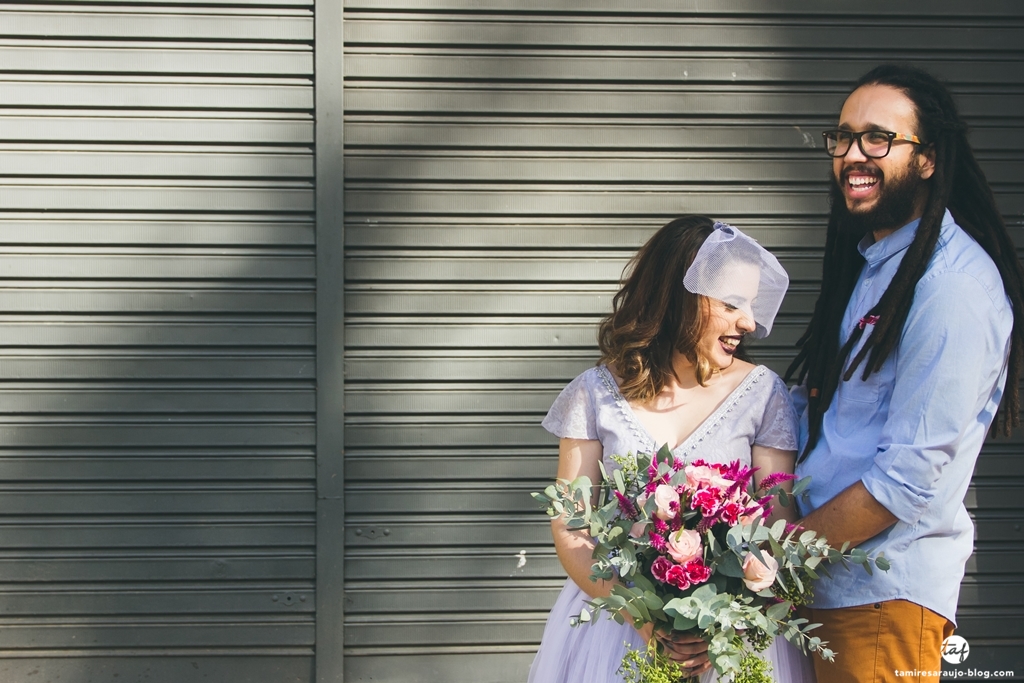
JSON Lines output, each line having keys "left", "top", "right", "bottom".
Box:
{"left": 597, "top": 364, "right": 767, "bottom": 455}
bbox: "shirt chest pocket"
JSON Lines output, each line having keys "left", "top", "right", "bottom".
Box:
{"left": 833, "top": 368, "right": 882, "bottom": 438}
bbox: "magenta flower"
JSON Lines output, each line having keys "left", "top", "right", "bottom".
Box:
{"left": 684, "top": 560, "right": 712, "bottom": 585}
{"left": 614, "top": 490, "right": 639, "bottom": 518}
{"left": 648, "top": 530, "right": 667, "bottom": 552}
{"left": 650, "top": 556, "right": 673, "bottom": 583}
{"left": 665, "top": 563, "right": 690, "bottom": 590}
{"left": 759, "top": 472, "right": 798, "bottom": 491}
{"left": 691, "top": 488, "right": 722, "bottom": 516}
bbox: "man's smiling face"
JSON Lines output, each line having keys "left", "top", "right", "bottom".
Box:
{"left": 832, "top": 83, "right": 935, "bottom": 238}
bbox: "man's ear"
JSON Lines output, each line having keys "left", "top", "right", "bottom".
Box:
{"left": 917, "top": 144, "right": 936, "bottom": 180}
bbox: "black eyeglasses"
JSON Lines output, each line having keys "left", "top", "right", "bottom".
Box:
{"left": 822, "top": 129, "right": 923, "bottom": 159}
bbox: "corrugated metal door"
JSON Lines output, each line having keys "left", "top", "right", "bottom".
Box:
{"left": 0, "top": 3, "right": 316, "bottom": 681}
{"left": 342, "top": 2, "right": 1024, "bottom": 681}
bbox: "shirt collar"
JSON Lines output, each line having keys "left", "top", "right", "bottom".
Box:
{"left": 856, "top": 209, "right": 955, "bottom": 266}
{"left": 857, "top": 217, "right": 920, "bottom": 265}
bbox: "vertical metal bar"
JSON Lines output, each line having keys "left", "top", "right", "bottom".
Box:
{"left": 315, "top": 0, "right": 345, "bottom": 681}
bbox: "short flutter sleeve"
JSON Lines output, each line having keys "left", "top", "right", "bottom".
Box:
{"left": 542, "top": 371, "right": 599, "bottom": 440}
{"left": 753, "top": 375, "right": 799, "bottom": 451}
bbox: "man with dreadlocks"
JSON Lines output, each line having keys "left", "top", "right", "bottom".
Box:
{"left": 786, "top": 63, "right": 1024, "bottom": 682}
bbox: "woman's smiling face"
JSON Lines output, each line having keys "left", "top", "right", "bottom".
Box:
{"left": 696, "top": 261, "right": 759, "bottom": 370}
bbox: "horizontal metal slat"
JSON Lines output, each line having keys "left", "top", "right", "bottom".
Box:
{"left": 0, "top": 77, "right": 312, "bottom": 110}
{"left": 344, "top": 18, "right": 1024, "bottom": 51}
{"left": 343, "top": 1, "right": 1024, "bottom": 16}
{"left": 0, "top": 145, "right": 313, "bottom": 178}
{"left": 345, "top": 548, "right": 559, "bottom": 581}
{"left": 344, "top": 153, "right": 1019, "bottom": 184}
{"left": 0, "top": 421, "right": 314, "bottom": 447}
{"left": 345, "top": 454, "right": 554, "bottom": 482}
{"left": 345, "top": 616, "right": 539, "bottom": 647}
{"left": 0, "top": 551, "right": 314, "bottom": 582}
{"left": 0, "top": 355, "right": 314, "bottom": 380}
{"left": 345, "top": 582, "right": 559, "bottom": 614}
{"left": 0, "top": 288, "right": 314, "bottom": 313}
{"left": 0, "top": 387, "right": 314, "bottom": 414}
{"left": 343, "top": 120, "right": 1024, "bottom": 153}
{"left": 0, "top": 487, "right": 314, "bottom": 514}
{"left": 1, "top": 8, "right": 313, "bottom": 41}
{"left": 344, "top": 518, "right": 548, "bottom": 547}
{"left": 346, "top": 53, "right": 1024, "bottom": 86}
{"left": 0, "top": 112, "right": 313, "bottom": 144}
{"left": 342, "top": 652, "right": 534, "bottom": 683}
{"left": 344, "top": 86, "right": 1023, "bottom": 119}
{"left": 0, "top": 253, "right": 313, "bottom": 279}
{"left": 0, "top": 586, "right": 314, "bottom": 615}
{"left": 0, "top": 42, "right": 312, "bottom": 76}
{"left": 0, "top": 318, "right": 313, "bottom": 346}
{"left": 0, "top": 182, "right": 313, "bottom": 212}
{"left": 0, "top": 617, "right": 313, "bottom": 648}
{"left": 0, "top": 657, "right": 315, "bottom": 683}
{"left": 0, "top": 521, "right": 314, "bottom": 548}
{"left": 0, "top": 454, "right": 314, "bottom": 480}
{"left": 344, "top": 186, "right": 1024, "bottom": 217}
{"left": 0, "top": 217, "right": 314, "bottom": 246}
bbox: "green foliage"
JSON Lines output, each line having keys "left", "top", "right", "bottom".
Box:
{"left": 733, "top": 651, "right": 774, "bottom": 683}
{"left": 618, "top": 640, "right": 692, "bottom": 683}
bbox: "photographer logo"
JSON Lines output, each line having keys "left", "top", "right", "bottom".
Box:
{"left": 941, "top": 635, "right": 970, "bottom": 665}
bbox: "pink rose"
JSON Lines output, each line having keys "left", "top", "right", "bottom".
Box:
{"left": 629, "top": 521, "right": 649, "bottom": 538}
{"left": 685, "top": 464, "right": 717, "bottom": 489}
{"left": 742, "top": 551, "right": 779, "bottom": 591}
{"left": 685, "top": 464, "right": 733, "bottom": 490}
{"left": 654, "top": 484, "right": 680, "bottom": 520}
{"left": 650, "top": 556, "right": 674, "bottom": 583}
{"left": 666, "top": 529, "right": 703, "bottom": 565}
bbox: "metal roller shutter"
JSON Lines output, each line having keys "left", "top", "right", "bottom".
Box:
{"left": 342, "top": 2, "right": 1024, "bottom": 681}
{"left": 0, "top": 3, "right": 316, "bottom": 681}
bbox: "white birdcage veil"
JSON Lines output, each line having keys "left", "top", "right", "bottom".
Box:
{"left": 682, "top": 221, "right": 789, "bottom": 339}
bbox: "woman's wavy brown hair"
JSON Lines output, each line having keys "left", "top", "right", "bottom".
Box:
{"left": 598, "top": 215, "right": 724, "bottom": 402}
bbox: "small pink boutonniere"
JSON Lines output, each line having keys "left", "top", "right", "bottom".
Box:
{"left": 858, "top": 314, "right": 880, "bottom": 330}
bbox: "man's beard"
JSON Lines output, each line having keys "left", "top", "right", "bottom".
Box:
{"left": 828, "top": 163, "right": 925, "bottom": 238}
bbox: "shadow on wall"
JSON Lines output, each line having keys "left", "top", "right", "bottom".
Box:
{"left": 0, "top": 3, "right": 318, "bottom": 680}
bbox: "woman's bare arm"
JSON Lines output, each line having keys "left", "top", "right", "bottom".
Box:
{"left": 751, "top": 445, "right": 799, "bottom": 524}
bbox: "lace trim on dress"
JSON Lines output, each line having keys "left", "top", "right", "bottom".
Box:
{"left": 595, "top": 365, "right": 769, "bottom": 462}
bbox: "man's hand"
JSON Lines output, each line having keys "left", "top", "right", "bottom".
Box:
{"left": 798, "top": 480, "right": 898, "bottom": 547}
{"left": 635, "top": 624, "right": 712, "bottom": 677}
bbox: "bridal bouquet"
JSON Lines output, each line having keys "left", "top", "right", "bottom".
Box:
{"left": 532, "top": 445, "right": 889, "bottom": 683}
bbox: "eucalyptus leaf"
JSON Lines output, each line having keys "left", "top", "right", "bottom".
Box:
{"left": 876, "top": 555, "right": 891, "bottom": 571}
{"left": 673, "top": 614, "right": 698, "bottom": 631}
{"left": 766, "top": 601, "right": 792, "bottom": 621}
{"left": 716, "top": 550, "right": 745, "bottom": 578}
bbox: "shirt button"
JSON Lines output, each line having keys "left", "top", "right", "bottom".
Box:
{"left": 863, "top": 279, "right": 872, "bottom": 287}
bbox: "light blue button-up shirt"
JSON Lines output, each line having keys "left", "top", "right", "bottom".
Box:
{"left": 794, "top": 209, "right": 1012, "bottom": 623}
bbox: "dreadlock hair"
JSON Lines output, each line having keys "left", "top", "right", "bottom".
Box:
{"left": 786, "top": 63, "right": 1024, "bottom": 460}
{"left": 599, "top": 215, "right": 751, "bottom": 402}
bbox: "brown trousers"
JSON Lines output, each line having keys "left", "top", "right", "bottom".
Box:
{"left": 804, "top": 600, "right": 954, "bottom": 683}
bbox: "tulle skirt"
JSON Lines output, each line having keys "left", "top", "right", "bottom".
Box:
{"left": 528, "top": 579, "right": 817, "bottom": 683}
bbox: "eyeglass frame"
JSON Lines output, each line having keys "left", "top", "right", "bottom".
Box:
{"left": 821, "top": 129, "right": 924, "bottom": 159}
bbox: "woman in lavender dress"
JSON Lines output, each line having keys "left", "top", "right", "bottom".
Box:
{"left": 528, "top": 216, "right": 816, "bottom": 683}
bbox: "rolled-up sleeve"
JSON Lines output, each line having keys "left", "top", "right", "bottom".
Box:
{"left": 861, "top": 271, "right": 1010, "bottom": 525}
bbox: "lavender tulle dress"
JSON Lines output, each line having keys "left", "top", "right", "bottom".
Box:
{"left": 528, "top": 365, "right": 817, "bottom": 683}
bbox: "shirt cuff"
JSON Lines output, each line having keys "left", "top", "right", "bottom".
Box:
{"left": 861, "top": 460, "right": 932, "bottom": 526}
